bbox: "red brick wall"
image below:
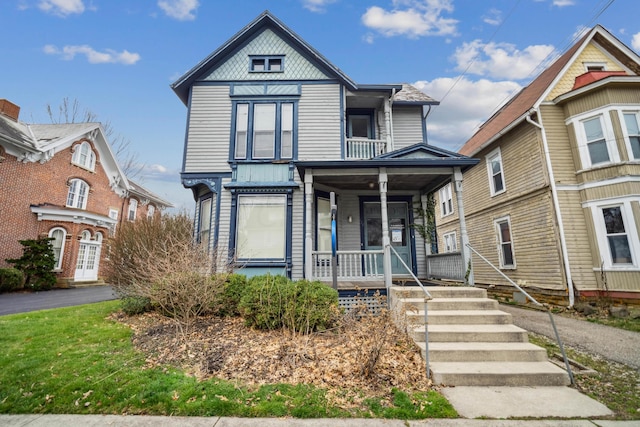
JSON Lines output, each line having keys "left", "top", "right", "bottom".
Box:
{"left": 0, "top": 139, "right": 128, "bottom": 284}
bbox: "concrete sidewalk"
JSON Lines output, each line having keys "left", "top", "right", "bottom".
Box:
{"left": 0, "top": 415, "right": 637, "bottom": 426}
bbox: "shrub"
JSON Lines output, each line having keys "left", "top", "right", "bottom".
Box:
{"left": 0, "top": 268, "right": 24, "bottom": 293}
{"left": 214, "top": 273, "right": 248, "bottom": 317}
{"left": 6, "top": 237, "right": 56, "bottom": 291}
{"left": 105, "top": 213, "right": 228, "bottom": 336}
{"left": 121, "top": 296, "right": 152, "bottom": 315}
{"left": 238, "top": 274, "right": 338, "bottom": 333}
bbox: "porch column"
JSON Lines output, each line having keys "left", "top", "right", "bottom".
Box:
{"left": 379, "top": 168, "right": 392, "bottom": 289}
{"left": 304, "top": 170, "right": 313, "bottom": 280}
{"left": 454, "top": 167, "right": 474, "bottom": 285}
{"left": 384, "top": 97, "right": 392, "bottom": 152}
{"left": 421, "top": 193, "right": 432, "bottom": 256}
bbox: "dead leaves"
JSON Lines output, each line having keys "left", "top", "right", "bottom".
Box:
{"left": 118, "top": 310, "right": 431, "bottom": 407}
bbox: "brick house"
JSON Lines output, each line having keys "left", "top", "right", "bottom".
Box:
{"left": 0, "top": 99, "right": 172, "bottom": 286}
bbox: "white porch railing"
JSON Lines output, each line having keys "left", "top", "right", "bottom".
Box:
{"left": 345, "top": 138, "right": 387, "bottom": 159}
{"left": 426, "top": 251, "right": 465, "bottom": 280}
{"left": 311, "top": 250, "right": 384, "bottom": 280}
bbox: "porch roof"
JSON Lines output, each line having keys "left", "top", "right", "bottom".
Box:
{"left": 295, "top": 156, "right": 478, "bottom": 193}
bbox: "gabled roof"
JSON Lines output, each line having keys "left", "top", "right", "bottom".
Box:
{"left": 393, "top": 84, "right": 439, "bottom": 105}
{"left": 459, "top": 25, "right": 640, "bottom": 157}
{"left": 377, "top": 142, "right": 465, "bottom": 160}
{"left": 171, "top": 10, "right": 359, "bottom": 104}
{"left": 128, "top": 179, "right": 174, "bottom": 208}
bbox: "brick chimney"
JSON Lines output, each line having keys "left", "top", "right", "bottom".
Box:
{"left": 0, "top": 99, "right": 20, "bottom": 121}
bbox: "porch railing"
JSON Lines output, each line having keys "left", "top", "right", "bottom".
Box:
{"left": 345, "top": 138, "right": 386, "bottom": 160}
{"left": 426, "top": 251, "right": 465, "bottom": 280}
{"left": 311, "top": 250, "right": 384, "bottom": 280}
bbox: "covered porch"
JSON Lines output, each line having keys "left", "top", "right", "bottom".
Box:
{"left": 296, "top": 145, "right": 478, "bottom": 290}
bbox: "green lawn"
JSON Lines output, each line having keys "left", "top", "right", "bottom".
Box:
{"left": 0, "top": 301, "right": 455, "bottom": 419}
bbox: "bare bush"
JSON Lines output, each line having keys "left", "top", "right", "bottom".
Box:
{"left": 105, "top": 213, "right": 227, "bottom": 336}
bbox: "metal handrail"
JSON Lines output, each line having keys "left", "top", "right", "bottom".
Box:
{"left": 386, "top": 244, "right": 432, "bottom": 380}
{"left": 466, "top": 243, "right": 575, "bottom": 385}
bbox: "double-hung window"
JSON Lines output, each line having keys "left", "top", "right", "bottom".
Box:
{"left": 72, "top": 141, "right": 96, "bottom": 171}
{"left": 486, "top": 148, "right": 505, "bottom": 196}
{"left": 199, "top": 198, "right": 212, "bottom": 249}
{"left": 571, "top": 110, "right": 619, "bottom": 169}
{"left": 128, "top": 199, "right": 138, "bottom": 221}
{"left": 622, "top": 111, "right": 640, "bottom": 160}
{"left": 236, "top": 195, "right": 286, "bottom": 260}
{"left": 233, "top": 101, "right": 295, "bottom": 161}
{"left": 49, "top": 228, "right": 66, "bottom": 270}
{"left": 495, "top": 216, "right": 515, "bottom": 269}
{"left": 590, "top": 200, "right": 640, "bottom": 269}
{"left": 67, "top": 179, "right": 89, "bottom": 209}
{"left": 443, "top": 231, "right": 457, "bottom": 253}
{"left": 439, "top": 184, "right": 453, "bottom": 217}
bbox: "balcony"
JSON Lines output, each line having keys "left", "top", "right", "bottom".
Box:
{"left": 345, "top": 138, "right": 387, "bottom": 160}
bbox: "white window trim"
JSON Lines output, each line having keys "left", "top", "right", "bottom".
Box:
{"left": 617, "top": 110, "right": 640, "bottom": 162}
{"left": 494, "top": 215, "right": 516, "bottom": 269}
{"left": 48, "top": 227, "right": 67, "bottom": 270}
{"left": 147, "top": 204, "right": 156, "bottom": 218}
{"left": 583, "top": 62, "right": 607, "bottom": 72}
{"left": 443, "top": 231, "right": 457, "bottom": 253}
{"left": 439, "top": 183, "right": 453, "bottom": 217}
{"left": 569, "top": 108, "right": 619, "bottom": 170}
{"left": 128, "top": 199, "right": 138, "bottom": 221}
{"left": 66, "top": 178, "right": 89, "bottom": 209}
{"left": 71, "top": 141, "right": 96, "bottom": 171}
{"left": 588, "top": 198, "right": 640, "bottom": 271}
{"left": 486, "top": 147, "right": 506, "bottom": 197}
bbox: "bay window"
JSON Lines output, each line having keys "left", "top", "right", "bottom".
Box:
{"left": 232, "top": 101, "right": 296, "bottom": 161}
{"left": 236, "top": 195, "right": 286, "bottom": 260}
{"left": 622, "top": 111, "right": 640, "bottom": 160}
{"left": 590, "top": 199, "right": 640, "bottom": 269}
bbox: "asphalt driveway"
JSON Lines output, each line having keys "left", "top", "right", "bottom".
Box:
{"left": 0, "top": 285, "right": 117, "bottom": 316}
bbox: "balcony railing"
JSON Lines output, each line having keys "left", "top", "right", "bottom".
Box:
{"left": 345, "top": 138, "right": 387, "bottom": 160}
{"left": 426, "top": 251, "right": 465, "bottom": 280}
{"left": 311, "top": 250, "right": 384, "bottom": 280}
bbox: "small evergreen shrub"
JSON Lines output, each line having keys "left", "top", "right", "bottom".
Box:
{"left": 238, "top": 274, "right": 338, "bottom": 333}
{"left": 0, "top": 268, "right": 24, "bottom": 293}
{"left": 121, "top": 296, "right": 152, "bottom": 315}
{"left": 214, "top": 273, "right": 247, "bottom": 317}
{"left": 6, "top": 237, "right": 56, "bottom": 291}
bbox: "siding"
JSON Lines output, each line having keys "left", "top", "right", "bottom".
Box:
{"left": 392, "top": 106, "right": 424, "bottom": 150}
{"left": 540, "top": 104, "right": 579, "bottom": 185}
{"left": 184, "top": 85, "right": 232, "bottom": 173}
{"left": 297, "top": 84, "right": 342, "bottom": 160}
{"left": 291, "top": 170, "right": 304, "bottom": 280}
{"left": 217, "top": 178, "right": 232, "bottom": 270}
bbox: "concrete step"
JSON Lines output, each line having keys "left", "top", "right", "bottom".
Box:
{"left": 390, "top": 285, "right": 487, "bottom": 300}
{"left": 429, "top": 361, "right": 571, "bottom": 386}
{"left": 412, "top": 324, "right": 529, "bottom": 343}
{"left": 419, "top": 342, "right": 548, "bottom": 362}
{"left": 407, "top": 309, "right": 512, "bottom": 325}
{"left": 427, "top": 298, "right": 499, "bottom": 311}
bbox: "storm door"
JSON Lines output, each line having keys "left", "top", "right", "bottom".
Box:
{"left": 362, "top": 201, "right": 412, "bottom": 274}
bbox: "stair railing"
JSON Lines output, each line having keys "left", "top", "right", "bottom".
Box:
{"left": 386, "top": 244, "right": 432, "bottom": 380}
{"left": 466, "top": 243, "right": 575, "bottom": 385}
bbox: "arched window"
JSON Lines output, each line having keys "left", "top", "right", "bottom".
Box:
{"left": 128, "top": 199, "right": 138, "bottom": 221}
{"left": 48, "top": 227, "right": 66, "bottom": 270}
{"left": 80, "top": 230, "right": 91, "bottom": 241}
{"left": 95, "top": 232, "right": 103, "bottom": 243}
{"left": 147, "top": 204, "right": 155, "bottom": 218}
{"left": 72, "top": 141, "right": 96, "bottom": 171}
{"left": 67, "top": 179, "right": 89, "bottom": 209}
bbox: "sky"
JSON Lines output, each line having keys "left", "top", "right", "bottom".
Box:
{"left": 2, "top": 0, "right": 639, "bottom": 212}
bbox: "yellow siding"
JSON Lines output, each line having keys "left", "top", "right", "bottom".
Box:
{"left": 546, "top": 43, "right": 625, "bottom": 101}
{"left": 539, "top": 104, "right": 579, "bottom": 184}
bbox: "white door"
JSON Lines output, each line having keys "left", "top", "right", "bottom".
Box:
{"left": 74, "top": 233, "right": 101, "bottom": 281}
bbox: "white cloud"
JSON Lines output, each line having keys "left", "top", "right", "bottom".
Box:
{"left": 362, "top": 0, "right": 458, "bottom": 39}
{"left": 43, "top": 44, "right": 141, "bottom": 65}
{"left": 552, "top": 0, "right": 575, "bottom": 6}
{"left": 483, "top": 8, "right": 501, "bottom": 26}
{"left": 302, "top": 0, "right": 337, "bottom": 13}
{"left": 451, "top": 40, "right": 556, "bottom": 80}
{"left": 38, "top": 0, "right": 84, "bottom": 16}
{"left": 158, "top": 0, "right": 199, "bottom": 21}
{"left": 632, "top": 32, "right": 640, "bottom": 51}
{"left": 414, "top": 77, "right": 521, "bottom": 151}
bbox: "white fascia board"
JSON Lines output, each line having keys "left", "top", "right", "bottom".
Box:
{"left": 30, "top": 206, "right": 117, "bottom": 228}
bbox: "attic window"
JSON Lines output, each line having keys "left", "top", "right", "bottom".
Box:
{"left": 584, "top": 62, "right": 606, "bottom": 72}
{"left": 250, "top": 56, "right": 284, "bottom": 72}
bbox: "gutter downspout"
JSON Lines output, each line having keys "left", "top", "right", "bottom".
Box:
{"left": 388, "top": 89, "right": 395, "bottom": 152}
{"left": 526, "top": 109, "right": 575, "bottom": 307}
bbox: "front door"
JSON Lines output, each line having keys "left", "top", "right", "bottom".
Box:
{"left": 363, "top": 201, "right": 412, "bottom": 275}
{"left": 74, "top": 235, "right": 100, "bottom": 281}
